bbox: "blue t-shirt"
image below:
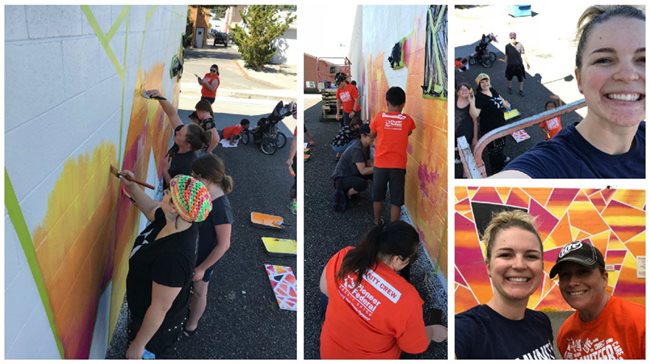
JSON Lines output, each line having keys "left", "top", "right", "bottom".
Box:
{"left": 455, "top": 305, "right": 556, "bottom": 360}
{"left": 504, "top": 122, "right": 645, "bottom": 178}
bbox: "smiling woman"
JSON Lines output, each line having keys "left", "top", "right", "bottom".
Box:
{"left": 549, "top": 242, "right": 646, "bottom": 359}
{"left": 494, "top": 5, "right": 646, "bottom": 178}
{"left": 455, "top": 210, "right": 556, "bottom": 359}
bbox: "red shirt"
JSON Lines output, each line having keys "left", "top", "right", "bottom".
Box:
{"left": 336, "top": 84, "right": 358, "bottom": 113}
{"left": 223, "top": 125, "right": 242, "bottom": 139}
{"left": 201, "top": 73, "right": 220, "bottom": 98}
{"left": 370, "top": 112, "right": 416, "bottom": 169}
{"left": 320, "top": 247, "right": 429, "bottom": 359}
{"left": 539, "top": 116, "right": 562, "bottom": 140}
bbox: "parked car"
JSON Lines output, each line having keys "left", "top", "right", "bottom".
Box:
{"left": 210, "top": 29, "right": 229, "bottom": 47}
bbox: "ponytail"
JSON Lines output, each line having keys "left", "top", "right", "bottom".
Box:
{"left": 191, "top": 154, "right": 234, "bottom": 193}
{"left": 185, "top": 124, "right": 209, "bottom": 151}
{"left": 337, "top": 221, "right": 419, "bottom": 287}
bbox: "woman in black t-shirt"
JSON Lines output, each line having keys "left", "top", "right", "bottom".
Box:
{"left": 474, "top": 73, "right": 511, "bottom": 175}
{"left": 120, "top": 172, "right": 212, "bottom": 359}
{"left": 144, "top": 89, "right": 212, "bottom": 189}
{"left": 183, "top": 154, "right": 235, "bottom": 336}
{"left": 455, "top": 82, "right": 479, "bottom": 178}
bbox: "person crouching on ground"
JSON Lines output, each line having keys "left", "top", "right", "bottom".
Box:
{"left": 330, "top": 116, "right": 362, "bottom": 161}
{"left": 219, "top": 119, "right": 250, "bottom": 145}
{"left": 370, "top": 86, "right": 416, "bottom": 225}
{"left": 121, "top": 173, "right": 212, "bottom": 359}
{"left": 320, "top": 221, "right": 444, "bottom": 359}
{"left": 332, "top": 123, "right": 374, "bottom": 212}
{"left": 550, "top": 241, "right": 645, "bottom": 359}
{"left": 183, "top": 154, "right": 234, "bottom": 337}
{"left": 455, "top": 210, "right": 555, "bottom": 359}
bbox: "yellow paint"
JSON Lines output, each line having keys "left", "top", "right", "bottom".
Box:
{"left": 31, "top": 141, "right": 118, "bottom": 358}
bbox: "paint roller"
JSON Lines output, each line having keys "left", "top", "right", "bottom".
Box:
{"left": 110, "top": 165, "right": 155, "bottom": 189}
{"left": 142, "top": 90, "right": 166, "bottom": 101}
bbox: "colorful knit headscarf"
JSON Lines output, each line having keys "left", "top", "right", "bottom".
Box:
{"left": 169, "top": 175, "right": 212, "bottom": 222}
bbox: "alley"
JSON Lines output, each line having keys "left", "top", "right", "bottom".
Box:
{"left": 106, "top": 39, "right": 297, "bottom": 359}
{"left": 302, "top": 95, "right": 447, "bottom": 359}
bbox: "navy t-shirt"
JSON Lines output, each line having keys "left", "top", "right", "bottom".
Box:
{"left": 197, "top": 195, "right": 234, "bottom": 266}
{"left": 331, "top": 139, "right": 368, "bottom": 180}
{"left": 455, "top": 305, "right": 556, "bottom": 360}
{"left": 504, "top": 122, "right": 645, "bottom": 178}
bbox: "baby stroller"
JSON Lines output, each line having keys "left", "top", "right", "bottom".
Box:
{"left": 241, "top": 100, "right": 293, "bottom": 155}
{"left": 468, "top": 33, "right": 498, "bottom": 68}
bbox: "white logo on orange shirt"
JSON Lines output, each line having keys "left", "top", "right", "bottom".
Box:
{"left": 363, "top": 268, "right": 402, "bottom": 304}
{"left": 339, "top": 91, "right": 352, "bottom": 103}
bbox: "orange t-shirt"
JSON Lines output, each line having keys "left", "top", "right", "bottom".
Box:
{"left": 223, "top": 125, "right": 242, "bottom": 139}
{"left": 370, "top": 112, "right": 416, "bottom": 169}
{"left": 320, "top": 247, "right": 429, "bottom": 359}
{"left": 539, "top": 116, "right": 562, "bottom": 139}
{"left": 557, "top": 296, "right": 645, "bottom": 359}
{"left": 201, "top": 73, "right": 220, "bottom": 98}
{"left": 336, "top": 84, "right": 358, "bottom": 113}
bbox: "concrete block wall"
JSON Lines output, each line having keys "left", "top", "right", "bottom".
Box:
{"left": 349, "top": 5, "right": 448, "bottom": 278}
{"left": 5, "top": 5, "right": 187, "bottom": 358}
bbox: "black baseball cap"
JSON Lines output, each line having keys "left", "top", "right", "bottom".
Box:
{"left": 549, "top": 241, "right": 605, "bottom": 279}
{"left": 359, "top": 124, "right": 371, "bottom": 135}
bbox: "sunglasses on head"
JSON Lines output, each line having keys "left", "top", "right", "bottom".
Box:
{"left": 210, "top": 69, "right": 217, "bottom": 72}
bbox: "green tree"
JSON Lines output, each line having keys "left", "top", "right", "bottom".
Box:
{"left": 230, "top": 5, "right": 296, "bottom": 71}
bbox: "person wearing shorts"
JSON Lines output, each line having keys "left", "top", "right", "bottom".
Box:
{"left": 370, "top": 86, "right": 415, "bottom": 225}
{"left": 504, "top": 32, "right": 530, "bottom": 96}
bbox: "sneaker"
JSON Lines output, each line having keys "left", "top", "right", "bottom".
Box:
{"left": 519, "top": 90, "right": 525, "bottom": 96}
{"left": 333, "top": 183, "right": 347, "bottom": 212}
{"left": 289, "top": 200, "right": 297, "bottom": 215}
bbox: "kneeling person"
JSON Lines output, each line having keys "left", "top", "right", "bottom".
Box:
{"left": 219, "top": 119, "right": 250, "bottom": 145}
{"left": 331, "top": 124, "right": 374, "bottom": 211}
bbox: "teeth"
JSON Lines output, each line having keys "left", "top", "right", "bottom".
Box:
{"left": 607, "top": 93, "right": 641, "bottom": 101}
{"left": 507, "top": 277, "right": 529, "bottom": 282}
{"left": 569, "top": 290, "right": 586, "bottom": 296}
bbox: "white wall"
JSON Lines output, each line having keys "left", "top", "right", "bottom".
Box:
{"left": 4, "top": 5, "right": 186, "bottom": 358}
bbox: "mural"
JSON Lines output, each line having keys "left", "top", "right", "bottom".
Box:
{"left": 29, "top": 143, "right": 118, "bottom": 358}
{"left": 455, "top": 187, "right": 646, "bottom": 314}
{"left": 358, "top": 6, "right": 448, "bottom": 276}
{"left": 5, "top": 5, "right": 185, "bottom": 358}
{"left": 422, "top": 5, "right": 448, "bottom": 98}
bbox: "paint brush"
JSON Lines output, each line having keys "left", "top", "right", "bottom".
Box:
{"left": 110, "top": 165, "right": 155, "bottom": 189}
{"left": 142, "top": 90, "right": 166, "bottom": 101}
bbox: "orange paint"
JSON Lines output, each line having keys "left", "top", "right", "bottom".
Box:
{"left": 31, "top": 141, "right": 118, "bottom": 358}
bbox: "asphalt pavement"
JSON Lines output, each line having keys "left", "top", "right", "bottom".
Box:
{"left": 453, "top": 5, "right": 585, "bottom": 176}
{"left": 302, "top": 95, "right": 448, "bottom": 359}
{"left": 106, "top": 41, "right": 297, "bottom": 359}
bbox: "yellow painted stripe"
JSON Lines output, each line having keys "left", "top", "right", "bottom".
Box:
{"left": 106, "top": 6, "right": 129, "bottom": 42}
{"left": 81, "top": 5, "right": 124, "bottom": 80}
{"left": 4, "top": 169, "right": 64, "bottom": 358}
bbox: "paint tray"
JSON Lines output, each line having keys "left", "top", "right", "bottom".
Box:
{"left": 262, "top": 237, "right": 297, "bottom": 256}
{"left": 504, "top": 108, "right": 521, "bottom": 120}
{"left": 264, "top": 264, "right": 297, "bottom": 311}
{"left": 251, "top": 211, "right": 285, "bottom": 229}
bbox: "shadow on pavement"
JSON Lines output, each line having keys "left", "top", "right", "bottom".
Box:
{"left": 303, "top": 101, "right": 448, "bottom": 359}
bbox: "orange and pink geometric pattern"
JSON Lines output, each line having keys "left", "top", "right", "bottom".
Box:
{"left": 455, "top": 187, "right": 645, "bottom": 313}
{"left": 264, "top": 264, "right": 297, "bottom": 311}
